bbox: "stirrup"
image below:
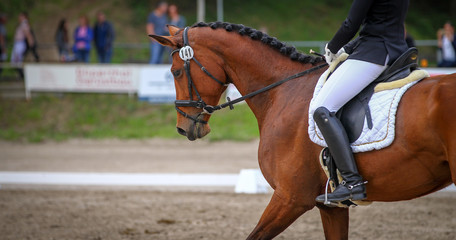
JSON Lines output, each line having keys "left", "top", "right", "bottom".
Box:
{"left": 324, "top": 178, "right": 331, "bottom": 205}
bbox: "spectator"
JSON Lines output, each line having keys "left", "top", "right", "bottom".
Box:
{"left": 147, "top": 1, "right": 168, "bottom": 64}
{"left": 0, "top": 13, "right": 6, "bottom": 62}
{"left": 11, "top": 12, "right": 33, "bottom": 65}
{"left": 437, "top": 21, "right": 456, "bottom": 67}
{"left": 73, "top": 15, "right": 93, "bottom": 63}
{"left": 0, "top": 13, "right": 6, "bottom": 77}
{"left": 93, "top": 11, "right": 115, "bottom": 63}
{"left": 168, "top": 4, "right": 186, "bottom": 28}
{"left": 55, "top": 18, "right": 70, "bottom": 61}
{"left": 22, "top": 13, "right": 39, "bottom": 62}
{"left": 167, "top": 4, "right": 186, "bottom": 63}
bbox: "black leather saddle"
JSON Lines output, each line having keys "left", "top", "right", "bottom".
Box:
{"left": 335, "top": 48, "right": 419, "bottom": 143}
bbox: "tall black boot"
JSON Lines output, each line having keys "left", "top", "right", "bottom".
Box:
{"left": 313, "top": 107, "right": 367, "bottom": 203}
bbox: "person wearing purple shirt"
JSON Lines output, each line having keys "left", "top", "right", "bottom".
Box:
{"left": 73, "top": 15, "right": 93, "bottom": 63}
{"left": 146, "top": 1, "right": 168, "bottom": 64}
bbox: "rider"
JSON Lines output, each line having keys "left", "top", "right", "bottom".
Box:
{"left": 311, "top": 0, "right": 410, "bottom": 204}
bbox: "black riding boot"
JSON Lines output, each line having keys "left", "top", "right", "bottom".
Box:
{"left": 313, "top": 107, "right": 367, "bottom": 204}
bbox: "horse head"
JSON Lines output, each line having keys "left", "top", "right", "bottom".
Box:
{"left": 150, "top": 25, "right": 229, "bottom": 141}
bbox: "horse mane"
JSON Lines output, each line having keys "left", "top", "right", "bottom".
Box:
{"left": 191, "top": 22, "right": 324, "bottom": 65}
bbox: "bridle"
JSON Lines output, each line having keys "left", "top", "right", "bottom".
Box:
{"left": 172, "top": 27, "right": 228, "bottom": 124}
{"left": 172, "top": 27, "right": 328, "bottom": 125}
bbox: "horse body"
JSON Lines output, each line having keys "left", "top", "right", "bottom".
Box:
{"left": 151, "top": 25, "right": 456, "bottom": 239}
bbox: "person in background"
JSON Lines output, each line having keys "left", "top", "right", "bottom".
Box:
{"left": 147, "top": 1, "right": 168, "bottom": 64}
{"left": 437, "top": 21, "right": 456, "bottom": 67}
{"left": 22, "top": 13, "right": 39, "bottom": 62}
{"left": 55, "top": 18, "right": 70, "bottom": 62}
{"left": 0, "top": 14, "right": 7, "bottom": 62}
{"left": 168, "top": 4, "right": 186, "bottom": 28}
{"left": 167, "top": 4, "right": 186, "bottom": 63}
{"left": 73, "top": 15, "right": 93, "bottom": 63}
{"left": 11, "top": 12, "right": 33, "bottom": 65}
{"left": 93, "top": 11, "right": 115, "bottom": 63}
{"left": 11, "top": 12, "right": 34, "bottom": 78}
{"left": 0, "top": 13, "right": 7, "bottom": 77}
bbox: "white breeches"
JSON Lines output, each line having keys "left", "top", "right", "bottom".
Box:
{"left": 310, "top": 58, "right": 388, "bottom": 115}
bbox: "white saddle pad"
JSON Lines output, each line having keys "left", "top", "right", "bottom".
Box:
{"left": 308, "top": 60, "right": 429, "bottom": 153}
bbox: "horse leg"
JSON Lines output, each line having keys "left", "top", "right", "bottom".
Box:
{"left": 246, "top": 191, "right": 313, "bottom": 240}
{"left": 317, "top": 205, "right": 349, "bottom": 240}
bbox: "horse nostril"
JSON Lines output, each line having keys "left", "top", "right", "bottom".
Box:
{"left": 176, "top": 127, "right": 187, "bottom": 136}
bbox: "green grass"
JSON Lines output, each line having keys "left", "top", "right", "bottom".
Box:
{"left": 0, "top": 94, "right": 259, "bottom": 142}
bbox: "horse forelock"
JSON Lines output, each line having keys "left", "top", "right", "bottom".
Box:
{"left": 190, "top": 22, "right": 324, "bottom": 65}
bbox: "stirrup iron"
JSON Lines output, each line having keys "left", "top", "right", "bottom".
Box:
{"left": 324, "top": 178, "right": 331, "bottom": 205}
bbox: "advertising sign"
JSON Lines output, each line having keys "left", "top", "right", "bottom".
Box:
{"left": 138, "top": 65, "right": 176, "bottom": 103}
{"left": 24, "top": 64, "right": 140, "bottom": 99}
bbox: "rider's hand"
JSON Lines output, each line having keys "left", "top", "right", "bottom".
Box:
{"left": 336, "top": 47, "right": 346, "bottom": 57}
{"left": 324, "top": 44, "right": 337, "bottom": 65}
{"left": 325, "top": 44, "right": 346, "bottom": 65}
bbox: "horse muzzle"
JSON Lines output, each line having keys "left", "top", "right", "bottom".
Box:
{"left": 176, "top": 120, "right": 211, "bottom": 141}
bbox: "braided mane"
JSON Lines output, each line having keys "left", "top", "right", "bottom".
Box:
{"left": 191, "top": 22, "right": 324, "bottom": 65}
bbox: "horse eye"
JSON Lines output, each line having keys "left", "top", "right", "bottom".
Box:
{"left": 172, "top": 69, "right": 182, "bottom": 77}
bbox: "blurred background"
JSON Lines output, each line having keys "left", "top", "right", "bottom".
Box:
{"left": 0, "top": 0, "right": 455, "bottom": 142}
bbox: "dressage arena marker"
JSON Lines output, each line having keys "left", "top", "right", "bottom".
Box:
{"left": 0, "top": 171, "right": 453, "bottom": 192}
{"left": 0, "top": 172, "right": 237, "bottom": 186}
{"left": 0, "top": 170, "right": 271, "bottom": 193}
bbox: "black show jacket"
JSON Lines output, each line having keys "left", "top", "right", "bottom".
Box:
{"left": 328, "top": 0, "right": 410, "bottom": 65}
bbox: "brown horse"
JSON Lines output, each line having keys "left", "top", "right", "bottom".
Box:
{"left": 150, "top": 22, "right": 456, "bottom": 240}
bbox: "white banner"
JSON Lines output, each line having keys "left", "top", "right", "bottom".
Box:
{"left": 24, "top": 64, "right": 181, "bottom": 102}
{"left": 138, "top": 65, "right": 176, "bottom": 103}
{"left": 24, "top": 64, "right": 143, "bottom": 99}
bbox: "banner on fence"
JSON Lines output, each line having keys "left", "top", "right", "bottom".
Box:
{"left": 138, "top": 65, "right": 176, "bottom": 103}
{"left": 24, "top": 64, "right": 141, "bottom": 99}
{"left": 24, "top": 64, "right": 182, "bottom": 103}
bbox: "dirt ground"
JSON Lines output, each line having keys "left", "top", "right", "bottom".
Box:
{"left": 1, "top": 139, "right": 456, "bottom": 240}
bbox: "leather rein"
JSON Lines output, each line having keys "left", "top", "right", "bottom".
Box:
{"left": 172, "top": 27, "right": 328, "bottom": 125}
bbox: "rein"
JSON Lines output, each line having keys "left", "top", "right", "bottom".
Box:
{"left": 173, "top": 27, "right": 328, "bottom": 124}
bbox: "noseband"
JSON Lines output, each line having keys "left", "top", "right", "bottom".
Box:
{"left": 172, "top": 27, "right": 328, "bottom": 125}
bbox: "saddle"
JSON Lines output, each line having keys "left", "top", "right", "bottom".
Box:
{"left": 336, "top": 47, "right": 419, "bottom": 143}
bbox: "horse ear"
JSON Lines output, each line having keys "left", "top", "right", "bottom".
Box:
{"left": 167, "top": 25, "right": 181, "bottom": 36}
{"left": 149, "top": 35, "right": 176, "bottom": 47}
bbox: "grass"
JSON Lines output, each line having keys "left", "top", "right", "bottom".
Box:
{"left": 0, "top": 93, "right": 259, "bottom": 142}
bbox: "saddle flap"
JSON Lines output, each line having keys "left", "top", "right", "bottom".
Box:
{"left": 337, "top": 48, "right": 419, "bottom": 143}
{"left": 337, "top": 87, "right": 373, "bottom": 143}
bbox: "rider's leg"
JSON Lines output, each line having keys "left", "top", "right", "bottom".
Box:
{"left": 310, "top": 59, "right": 387, "bottom": 203}
{"left": 314, "top": 107, "right": 366, "bottom": 202}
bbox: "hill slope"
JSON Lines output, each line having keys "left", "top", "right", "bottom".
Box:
{"left": 1, "top": 0, "right": 453, "bottom": 61}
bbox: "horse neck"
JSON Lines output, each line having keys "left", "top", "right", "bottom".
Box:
{"left": 211, "top": 33, "right": 320, "bottom": 125}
